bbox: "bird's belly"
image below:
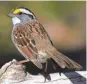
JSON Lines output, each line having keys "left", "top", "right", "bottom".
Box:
{"left": 32, "top": 36, "right": 51, "bottom": 63}
{"left": 38, "top": 50, "right": 49, "bottom": 63}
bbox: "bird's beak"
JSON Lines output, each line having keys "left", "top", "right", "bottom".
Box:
{"left": 8, "top": 13, "right": 15, "bottom": 17}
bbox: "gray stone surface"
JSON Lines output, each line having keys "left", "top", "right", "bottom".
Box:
{"left": 0, "top": 59, "right": 86, "bottom": 84}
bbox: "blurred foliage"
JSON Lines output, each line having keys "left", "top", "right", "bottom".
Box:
{"left": 0, "top": 1, "right": 86, "bottom": 57}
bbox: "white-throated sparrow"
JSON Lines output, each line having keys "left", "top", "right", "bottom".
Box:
{"left": 8, "top": 7, "right": 82, "bottom": 70}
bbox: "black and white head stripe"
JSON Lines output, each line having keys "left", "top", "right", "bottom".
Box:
{"left": 17, "top": 7, "right": 36, "bottom": 19}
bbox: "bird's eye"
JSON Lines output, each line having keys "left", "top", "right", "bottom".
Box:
{"left": 19, "top": 12, "right": 22, "bottom": 15}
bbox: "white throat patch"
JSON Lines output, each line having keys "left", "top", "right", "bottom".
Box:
{"left": 12, "top": 17, "right": 21, "bottom": 25}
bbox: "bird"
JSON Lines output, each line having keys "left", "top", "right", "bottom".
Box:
{"left": 8, "top": 7, "right": 82, "bottom": 74}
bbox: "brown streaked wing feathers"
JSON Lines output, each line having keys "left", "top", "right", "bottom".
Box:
{"left": 13, "top": 20, "right": 82, "bottom": 70}
{"left": 13, "top": 23, "right": 42, "bottom": 69}
{"left": 36, "top": 21, "right": 82, "bottom": 69}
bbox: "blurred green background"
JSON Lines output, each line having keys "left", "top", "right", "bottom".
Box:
{"left": 0, "top": 1, "right": 86, "bottom": 70}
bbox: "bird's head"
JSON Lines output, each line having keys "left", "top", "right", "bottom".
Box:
{"left": 8, "top": 7, "right": 36, "bottom": 25}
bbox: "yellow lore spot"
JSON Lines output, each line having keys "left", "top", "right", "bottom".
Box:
{"left": 13, "top": 9, "right": 20, "bottom": 14}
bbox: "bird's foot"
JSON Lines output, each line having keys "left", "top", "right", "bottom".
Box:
{"left": 18, "top": 59, "right": 29, "bottom": 64}
{"left": 59, "top": 72, "right": 61, "bottom": 76}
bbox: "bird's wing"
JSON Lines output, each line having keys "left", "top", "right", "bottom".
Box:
{"left": 36, "top": 21, "right": 82, "bottom": 70}
{"left": 32, "top": 21, "right": 82, "bottom": 70}
{"left": 12, "top": 23, "right": 42, "bottom": 69}
{"left": 31, "top": 21, "right": 82, "bottom": 70}
{"left": 12, "top": 20, "right": 82, "bottom": 70}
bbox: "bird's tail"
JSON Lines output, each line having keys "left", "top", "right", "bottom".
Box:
{"left": 46, "top": 46, "right": 82, "bottom": 70}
